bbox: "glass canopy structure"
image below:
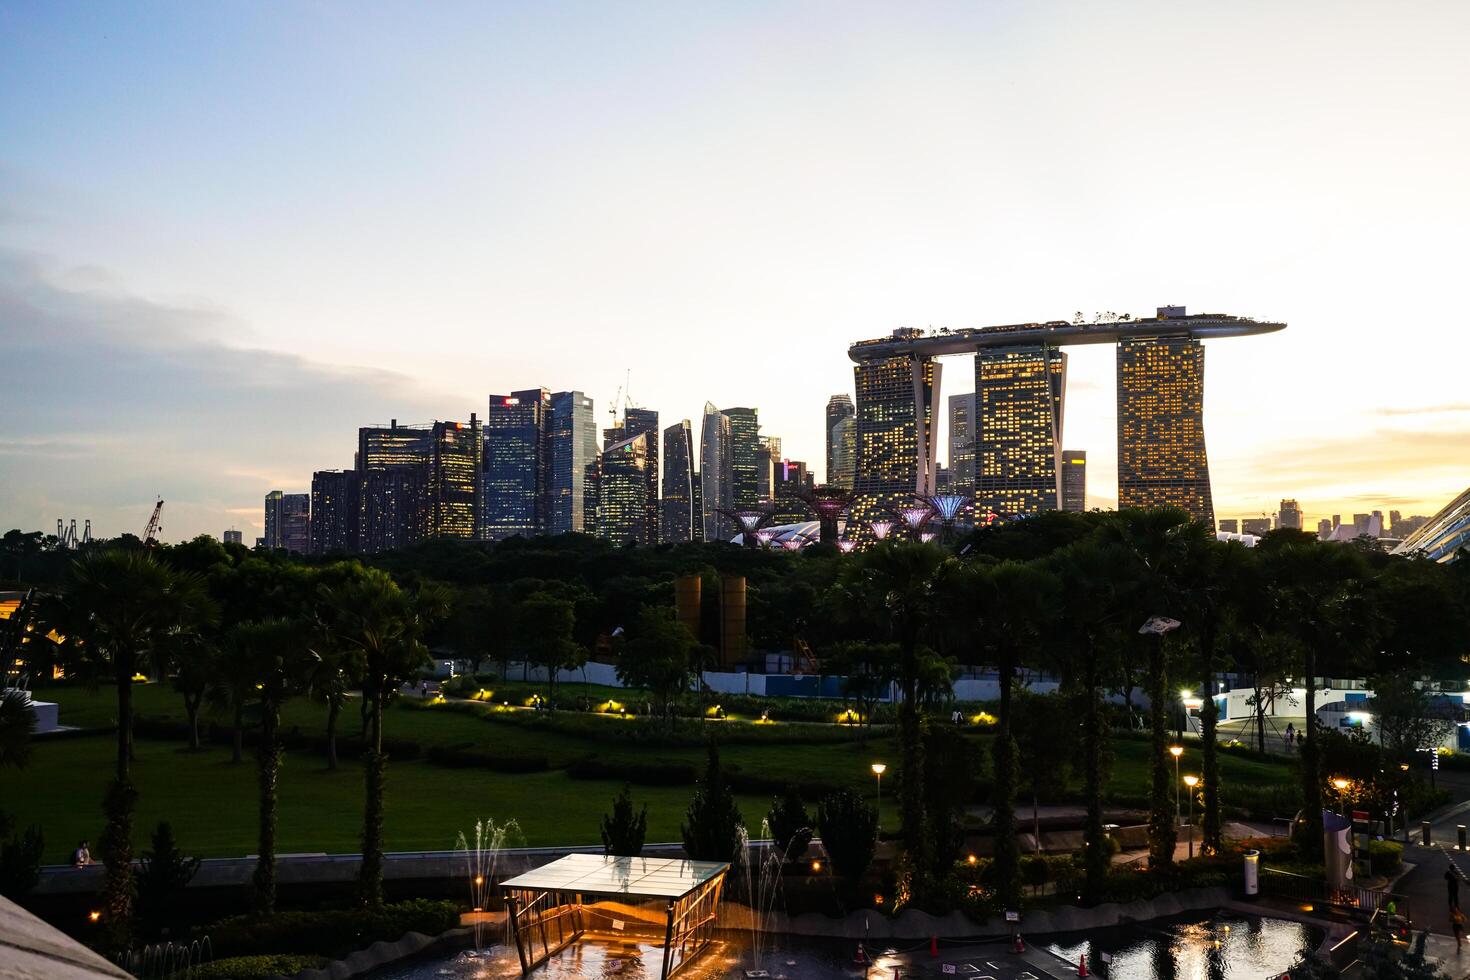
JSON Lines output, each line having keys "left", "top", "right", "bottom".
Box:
{"left": 1393, "top": 486, "right": 1470, "bottom": 564}
{"left": 501, "top": 854, "right": 729, "bottom": 979}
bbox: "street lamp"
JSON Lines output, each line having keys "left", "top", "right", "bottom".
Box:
{"left": 1169, "top": 746, "right": 1184, "bottom": 834}
{"left": 1183, "top": 775, "right": 1200, "bottom": 859}
{"left": 871, "top": 763, "right": 886, "bottom": 842}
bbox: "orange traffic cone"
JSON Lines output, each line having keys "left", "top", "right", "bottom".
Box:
{"left": 1077, "top": 953, "right": 1089, "bottom": 976}
{"left": 930, "top": 936, "right": 939, "bottom": 957}
{"left": 853, "top": 943, "right": 868, "bottom": 965}
{"left": 1011, "top": 933, "right": 1026, "bottom": 954}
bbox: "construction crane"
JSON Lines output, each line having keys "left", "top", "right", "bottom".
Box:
{"left": 143, "top": 499, "right": 164, "bottom": 548}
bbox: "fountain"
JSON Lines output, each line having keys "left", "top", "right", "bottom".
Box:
{"left": 734, "top": 819, "right": 820, "bottom": 978}
{"left": 456, "top": 817, "right": 525, "bottom": 949}
{"left": 116, "top": 937, "right": 212, "bottom": 979}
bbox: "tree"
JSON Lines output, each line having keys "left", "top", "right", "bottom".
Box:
{"left": 1370, "top": 674, "right": 1454, "bottom": 760}
{"left": 44, "top": 549, "right": 215, "bottom": 945}
{"left": 766, "top": 789, "right": 814, "bottom": 863}
{"left": 601, "top": 785, "right": 648, "bottom": 857}
{"left": 231, "top": 618, "right": 313, "bottom": 913}
{"left": 317, "top": 567, "right": 441, "bottom": 909}
{"left": 827, "top": 541, "right": 945, "bottom": 874}
{"left": 824, "top": 641, "right": 897, "bottom": 731}
{"left": 922, "top": 725, "right": 981, "bottom": 876}
{"left": 1014, "top": 691, "right": 1072, "bottom": 852}
{"left": 681, "top": 744, "right": 745, "bottom": 863}
{"left": 0, "top": 689, "right": 36, "bottom": 769}
{"left": 165, "top": 633, "right": 215, "bottom": 751}
{"left": 816, "top": 789, "right": 878, "bottom": 881}
{"left": 305, "top": 641, "right": 351, "bottom": 771}
{"left": 136, "top": 822, "right": 199, "bottom": 941}
{"left": 615, "top": 606, "right": 697, "bottom": 723}
{"left": 516, "top": 592, "right": 584, "bottom": 698}
{"left": 1263, "top": 541, "right": 1381, "bottom": 858}
{"left": 933, "top": 557, "right": 1056, "bottom": 906}
{"left": 0, "top": 817, "right": 43, "bottom": 899}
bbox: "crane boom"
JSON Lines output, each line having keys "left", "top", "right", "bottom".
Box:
{"left": 143, "top": 499, "right": 164, "bottom": 548}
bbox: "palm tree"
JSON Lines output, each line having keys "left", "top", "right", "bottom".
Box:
{"left": 305, "top": 642, "right": 351, "bottom": 771}
{"left": 933, "top": 557, "right": 1056, "bottom": 907}
{"left": 826, "top": 541, "right": 944, "bottom": 876}
{"left": 1045, "top": 539, "right": 1134, "bottom": 900}
{"left": 45, "top": 550, "right": 215, "bottom": 945}
{"left": 1262, "top": 540, "right": 1382, "bottom": 858}
{"left": 0, "top": 689, "right": 36, "bottom": 770}
{"left": 316, "top": 568, "right": 443, "bottom": 909}
{"left": 231, "top": 618, "right": 313, "bottom": 913}
{"left": 1105, "top": 508, "right": 1205, "bottom": 870}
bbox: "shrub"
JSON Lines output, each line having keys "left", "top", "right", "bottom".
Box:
{"left": 1368, "top": 840, "right": 1403, "bottom": 877}
{"left": 817, "top": 788, "right": 877, "bottom": 881}
{"left": 681, "top": 745, "right": 745, "bottom": 863}
{"left": 767, "top": 789, "right": 814, "bottom": 863}
{"left": 191, "top": 954, "right": 327, "bottom": 979}
{"left": 567, "top": 756, "right": 696, "bottom": 786}
{"left": 602, "top": 785, "right": 648, "bottom": 857}
{"left": 137, "top": 822, "right": 199, "bottom": 941}
{"left": 207, "top": 899, "right": 460, "bottom": 959}
{"left": 0, "top": 819, "right": 43, "bottom": 898}
{"left": 424, "top": 744, "right": 549, "bottom": 773}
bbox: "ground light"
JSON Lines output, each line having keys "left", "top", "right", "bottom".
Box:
{"left": 871, "top": 763, "right": 886, "bottom": 842}
{"left": 1169, "top": 745, "right": 1184, "bottom": 834}
{"left": 1183, "top": 774, "right": 1200, "bottom": 859}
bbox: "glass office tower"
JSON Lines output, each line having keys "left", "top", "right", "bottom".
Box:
{"left": 549, "top": 391, "right": 598, "bottom": 534}
{"left": 975, "top": 346, "right": 1066, "bottom": 517}
{"left": 1116, "top": 336, "right": 1214, "bottom": 525}
{"left": 484, "top": 389, "right": 550, "bottom": 540}
{"left": 661, "top": 420, "right": 696, "bottom": 543}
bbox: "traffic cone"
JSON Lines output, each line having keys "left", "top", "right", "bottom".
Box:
{"left": 1077, "top": 954, "right": 1089, "bottom": 977}
{"left": 1011, "top": 933, "right": 1026, "bottom": 954}
{"left": 930, "top": 936, "right": 939, "bottom": 957}
{"left": 853, "top": 943, "right": 867, "bottom": 965}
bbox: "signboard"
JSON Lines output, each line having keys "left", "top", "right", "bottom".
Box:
{"left": 1005, "top": 911, "right": 1020, "bottom": 922}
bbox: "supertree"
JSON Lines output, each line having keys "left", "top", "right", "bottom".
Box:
{"left": 892, "top": 500, "right": 935, "bottom": 540}
{"left": 923, "top": 493, "right": 971, "bottom": 542}
{"left": 798, "top": 485, "right": 854, "bottom": 545}
{"left": 717, "top": 507, "right": 777, "bottom": 550}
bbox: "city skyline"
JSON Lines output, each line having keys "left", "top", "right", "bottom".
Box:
{"left": 4, "top": 2, "right": 1469, "bottom": 541}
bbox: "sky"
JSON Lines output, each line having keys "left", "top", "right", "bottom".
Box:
{"left": 3, "top": 1, "right": 1468, "bottom": 542}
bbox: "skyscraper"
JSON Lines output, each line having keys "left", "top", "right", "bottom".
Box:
{"left": 357, "top": 420, "right": 433, "bottom": 550}
{"left": 1242, "top": 517, "right": 1272, "bottom": 536}
{"left": 1277, "top": 498, "right": 1303, "bottom": 531}
{"left": 263, "top": 490, "right": 282, "bottom": 549}
{"left": 975, "top": 346, "right": 1066, "bottom": 517}
{"left": 661, "top": 420, "right": 696, "bottom": 543}
{"left": 700, "top": 403, "right": 733, "bottom": 541}
{"left": 829, "top": 416, "right": 856, "bottom": 490}
{"left": 772, "top": 459, "right": 813, "bottom": 524}
{"left": 483, "top": 389, "right": 550, "bottom": 540}
{"left": 222, "top": 529, "right": 243, "bottom": 546}
{"left": 947, "top": 393, "right": 976, "bottom": 493}
{"left": 851, "top": 344, "right": 940, "bottom": 537}
{"left": 756, "top": 435, "right": 781, "bottom": 502}
{"left": 1116, "top": 335, "right": 1214, "bottom": 525}
{"left": 310, "top": 470, "right": 361, "bottom": 554}
{"left": 722, "top": 407, "right": 760, "bottom": 508}
{"left": 595, "top": 432, "right": 652, "bottom": 544}
{"left": 280, "top": 493, "right": 310, "bottom": 553}
{"left": 549, "top": 391, "right": 598, "bottom": 534}
{"left": 621, "top": 407, "right": 660, "bottom": 544}
{"left": 1061, "top": 450, "right": 1086, "bottom": 512}
{"left": 427, "top": 418, "right": 481, "bottom": 539}
{"left": 1220, "top": 519, "right": 1240, "bottom": 534}
{"left": 825, "top": 395, "right": 854, "bottom": 484}
{"left": 358, "top": 420, "right": 433, "bottom": 472}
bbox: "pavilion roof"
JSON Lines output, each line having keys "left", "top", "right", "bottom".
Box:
{"left": 501, "top": 853, "right": 728, "bottom": 901}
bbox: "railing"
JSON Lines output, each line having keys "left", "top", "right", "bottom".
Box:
{"left": 1259, "top": 868, "right": 1412, "bottom": 926}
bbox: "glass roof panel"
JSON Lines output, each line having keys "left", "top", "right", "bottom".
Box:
{"left": 501, "top": 854, "right": 729, "bottom": 899}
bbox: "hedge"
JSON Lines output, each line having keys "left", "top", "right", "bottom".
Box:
{"left": 424, "top": 743, "right": 549, "bottom": 773}
{"left": 190, "top": 953, "right": 326, "bottom": 980}
{"left": 206, "top": 899, "right": 459, "bottom": 959}
{"left": 565, "top": 756, "right": 696, "bottom": 786}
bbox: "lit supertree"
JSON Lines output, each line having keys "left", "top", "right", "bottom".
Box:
{"left": 718, "top": 507, "right": 777, "bottom": 549}
{"left": 924, "top": 493, "right": 970, "bottom": 542}
{"left": 754, "top": 528, "right": 779, "bottom": 548}
{"left": 836, "top": 539, "right": 858, "bottom": 554}
{"left": 781, "top": 532, "right": 816, "bottom": 552}
{"left": 895, "top": 502, "right": 934, "bottom": 539}
{"left": 920, "top": 531, "right": 938, "bottom": 544}
{"left": 798, "top": 485, "right": 854, "bottom": 545}
{"left": 869, "top": 520, "right": 895, "bottom": 541}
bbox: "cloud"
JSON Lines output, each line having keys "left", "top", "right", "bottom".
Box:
{"left": 1376, "top": 403, "right": 1470, "bottom": 417}
{"left": 0, "top": 249, "right": 456, "bottom": 540}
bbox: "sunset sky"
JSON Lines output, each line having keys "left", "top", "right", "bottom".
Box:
{"left": 3, "top": 1, "right": 1468, "bottom": 541}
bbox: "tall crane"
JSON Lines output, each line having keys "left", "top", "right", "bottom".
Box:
{"left": 143, "top": 499, "right": 164, "bottom": 548}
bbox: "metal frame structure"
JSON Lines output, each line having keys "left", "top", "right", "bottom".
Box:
{"left": 501, "top": 854, "right": 728, "bottom": 980}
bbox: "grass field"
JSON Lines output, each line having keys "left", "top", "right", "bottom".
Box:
{"left": 7, "top": 683, "right": 1295, "bottom": 863}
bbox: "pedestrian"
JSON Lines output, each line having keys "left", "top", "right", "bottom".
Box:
{"left": 1284, "top": 723, "right": 1295, "bottom": 747}
{"left": 1453, "top": 905, "right": 1466, "bottom": 951}
{"left": 1449, "top": 866, "right": 1461, "bottom": 910}
{"left": 72, "top": 840, "right": 92, "bottom": 868}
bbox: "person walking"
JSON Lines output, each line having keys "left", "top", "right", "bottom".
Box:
{"left": 1453, "top": 905, "right": 1466, "bottom": 952}
{"left": 1449, "top": 865, "right": 1461, "bottom": 911}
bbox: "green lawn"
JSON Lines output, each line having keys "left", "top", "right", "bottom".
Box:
{"left": 13, "top": 684, "right": 1295, "bottom": 864}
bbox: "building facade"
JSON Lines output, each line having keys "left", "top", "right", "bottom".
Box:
{"left": 427, "top": 418, "right": 481, "bottom": 539}
{"left": 1116, "top": 336, "right": 1214, "bottom": 525}
{"left": 595, "top": 432, "right": 652, "bottom": 544}
{"left": 825, "top": 394, "right": 855, "bottom": 485}
{"left": 772, "top": 459, "right": 813, "bottom": 524}
{"left": 222, "top": 529, "right": 243, "bottom": 546}
{"left": 1061, "top": 449, "right": 1086, "bottom": 512}
{"left": 756, "top": 435, "right": 781, "bottom": 502}
{"left": 310, "top": 470, "right": 361, "bottom": 554}
{"left": 851, "top": 344, "right": 940, "bottom": 538}
{"left": 722, "top": 407, "right": 760, "bottom": 509}
{"left": 619, "top": 408, "right": 660, "bottom": 544}
{"left": 947, "top": 393, "right": 976, "bottom": 493}
{"left": 263, "top": 490, "right": 282, "bottom": 549}
{"left": 829, "top": 416, "right": 855, "bottom": 490}
{"left": 548, "top": 391, "right": 598, "bottom": 534}
{"left": 700, "top": 403, "right": 733, "bottom": 542}
{"left": 1277, "top": 498, "right": 1303, "bottom": 531}
{"left": 975, "top": 346, "right": 1066, "bottom": 518}
{"left": 483, "top": 389, "right": 550, "bottom": 540}
{"left": 661, "top": 420, "right": 696, "bottom": 543}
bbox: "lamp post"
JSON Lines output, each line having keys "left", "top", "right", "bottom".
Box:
{"left": 1183, "top": 775, "right": 1199, "bottom": 859}
{"left": 1169, "top": 745, "right": 1184, "bottom": 833}
{"left": 871, "top": 763, "right": 886, "bottom": 842}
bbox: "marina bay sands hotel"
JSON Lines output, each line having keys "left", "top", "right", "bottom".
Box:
{"left": 846, "top": 305, "right": 1285, "bottom": 531}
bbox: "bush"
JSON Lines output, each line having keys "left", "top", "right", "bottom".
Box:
{"left": 0, "top": 819, "right": 43, "bottom": 898}
{"left": 601, "top": 785, "right": 648, "bottom": 857}
{"left": 767, "top": 789, "right": 814, "bottom": 863}
{"left": 1368, "top": 840, "right": 1403, "bottom": 877}
{"left": 191, "top": 953, "right": 327, "bottom": 979}
{"left": 424, "top": 744, "right": 549, "bottom": 773}
{"left": 681, "top": 745, "right": 744, "bottom": 863}
{"left": 137, "top": 822, "right": 199, "bottom": 941}
{"left": 207, "top": 899, "right": 460, "bottom": 959}
{"left": 816, "top": 788, "right": 877, "bottom": 881}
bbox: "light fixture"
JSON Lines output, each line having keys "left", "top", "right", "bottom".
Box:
{"left": 871, "top": 763, "right": 887, "bottom": 776}
{"left": 1183, "top": 774, "right": 1199, "bottom": 788}
{"left": 1168, "top": 746, "right": 1183, "bottom": 759}
{"left": 1332, "top": 778, "right": 1350, "bottom": 791}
